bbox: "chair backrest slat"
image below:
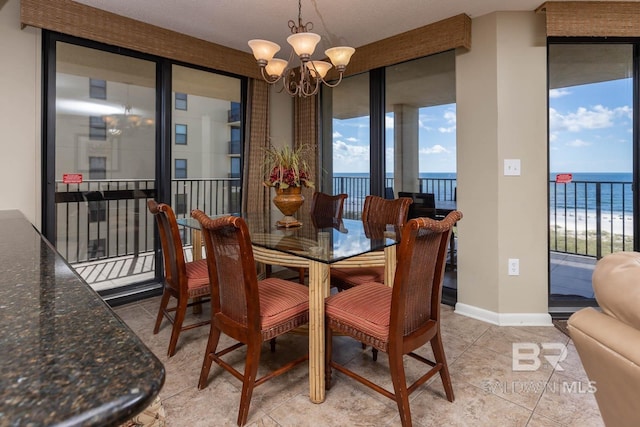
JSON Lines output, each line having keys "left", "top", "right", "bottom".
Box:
{"left": 310, "top": 192, "right": 348, "bottom": 219}
{"left": 362, "top": 195, "right": 412, "bottom": 225}
{"left": 391, "top": 211, "right": 462, "bottom": 337}
{"left": 148, "top": 200, "right": 187, "bottom": 294}
{"left": 191, "top": 211, "right": 261, "bottom": 331}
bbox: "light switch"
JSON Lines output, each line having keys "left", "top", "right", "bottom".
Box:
{"left": 504, "top": 159, "right": 521, "bottom": 176}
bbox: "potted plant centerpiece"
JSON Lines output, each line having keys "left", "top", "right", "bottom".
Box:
{"left": 264, "top": 144, "right": 314, "bottom": 227}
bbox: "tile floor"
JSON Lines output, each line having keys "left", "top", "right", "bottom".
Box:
{"left": 115, "top": 296, "right": 603, "bottom": 427}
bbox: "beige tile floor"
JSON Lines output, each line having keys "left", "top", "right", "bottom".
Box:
{"left": 115, "top": 296, "right": 603, "bottom": 427}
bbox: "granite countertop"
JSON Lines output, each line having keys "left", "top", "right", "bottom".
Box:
{"left": 0, "top": 210, "right": 165, "bottom": 426}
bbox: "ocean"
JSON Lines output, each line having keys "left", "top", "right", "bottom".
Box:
{"left": 333, "top": 172, "right": 634, "bottom": 216}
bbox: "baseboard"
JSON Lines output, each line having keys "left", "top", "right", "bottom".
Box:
{"left": 455, "top": 302, "right": 553, "bottom": 326}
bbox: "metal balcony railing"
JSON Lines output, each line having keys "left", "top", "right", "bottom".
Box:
{"left": 54, "top": 176, "right": 633, "bottom": 278}
{"left": 54, "top": 178, "right": 241, "bottom": 265}
{"left": 549, "top": 179, "right": 634, "bottom": 258}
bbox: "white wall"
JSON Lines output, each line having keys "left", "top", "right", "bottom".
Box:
{"left": 0, "top": 0, "right": 41, "bottom": 226}
{"left": 456, "top": 11, "right": 550, "bottom": 325}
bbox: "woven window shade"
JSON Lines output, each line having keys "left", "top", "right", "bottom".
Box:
{"left": 242, "top": 79, "right": 271, "bottom": 215}
{"left": 294, "top": 95, "right": 318, "bottom": 208}
{"left": 20, "top": 0, "right": 260, "bottom": 79}
{"left": 341, "top": 14, "right": 471, "bottom": 79}
{"left": 537, "top": 1, "right": 640, "bottom": 37}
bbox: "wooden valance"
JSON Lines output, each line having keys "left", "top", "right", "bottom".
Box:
{"left": 342, "top": 14, "right": 471, "bottom": 78}
{"left": 20, "top": 0, "right": 260, "bottom": 79}
{"left": 21, "top": 0, "right": 470, "bottom": 80}
{"left": 537, "top": 1, "right": 640, "bottom": 37}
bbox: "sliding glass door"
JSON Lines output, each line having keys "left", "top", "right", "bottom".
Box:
{"left": 548, "top": 42, "right": 636, "bottom": 313}
{"left": 54, "top": 42, "right": 157, "bottom": 292}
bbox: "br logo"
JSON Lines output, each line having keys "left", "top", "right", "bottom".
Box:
{"left": 512, "top": 343, "right": 568, "bottom": 371}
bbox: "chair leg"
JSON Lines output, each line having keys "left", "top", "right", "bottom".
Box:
{"left": 388, "top": 350, "right": 412, "bottom": 427}
{"left": 167, "top": 297, "right": 187, "bottom": 357}
{"left": 325, "top": 327, "right": 333, "bottom": 389}
{"left": 298, "top": 267, "right": 306, "bottom": 284}
{"left": 265, "top": 264, "right": 272, "bottom": 278}
{"left": 198, "top": 326, "right": 221, "bottom": 389}
{"left": 270, "top": 337, "right": 276, "bottom": 352}
{"left": 431, "top": 332, "right": 455, "bottom": 402}
{"left": 237, "top": 341, "right": 261, "bottom": 426}
{"left": 153, "top": 290, "right": 171, "bottom": 334}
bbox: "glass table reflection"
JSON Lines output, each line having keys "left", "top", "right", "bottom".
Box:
{"left": 177, "top": 211, "right": 401, "bottom": 404}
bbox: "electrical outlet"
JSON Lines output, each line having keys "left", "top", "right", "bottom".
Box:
{"left": 508, "top": 258, "right": 519, "bottom": 276}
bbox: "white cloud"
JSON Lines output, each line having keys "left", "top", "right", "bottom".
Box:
{"left": 550, "top": 105, "right": 631, "bottom": 133}
{"left": 346, "top": 137, "right": 358, "bottom": 142}
{"left": 566, "top": 139, "right": 591, "bottom": 147}
{"left": 333, "top": 131, "right": 342, "bottom": 138}
{"left": 438, "top": 126, "right": 456, "bottom": 133}
{"left": 420, "top": 144, "right": 450, "bottom": 155}
{"left": 333, "top": 140, "right": 370, "bottom": 171}
{"left": 385, "top": 115, "right": 394, "bottom": 129}
{"left": 549, "top": 88, "right": 571, "bottom": 98}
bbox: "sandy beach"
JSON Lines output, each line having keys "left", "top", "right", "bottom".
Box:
{"left": 550, "top": 211, "right": 634, "bottom": 236}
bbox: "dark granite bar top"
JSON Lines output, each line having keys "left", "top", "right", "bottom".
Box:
{"left": 0, "top": 210, "right": 165, "bottom": 426}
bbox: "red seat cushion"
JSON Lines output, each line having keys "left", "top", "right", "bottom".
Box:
{"left": 258, "top": 278, "right": 309, "bottom": 338}
{"left": 331, "top": 266, "right": 385, "bottom": 289}
{"left": 185, "top": 259, "right": 210, "bottom": 297}
{"left": 325, "top": 281, "right": 391, "bottom": 343}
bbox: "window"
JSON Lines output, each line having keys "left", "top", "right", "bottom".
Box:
{"left": 229, "top": 101, "right": 241, "bottom": 122}
{"left": 89, "top": 156, "right": 106, "bottom": 179}
{"left": 175, "top": 124, "right": 187, "bottom": 145}
{"left": 175, "top": 92, "right": 187, "bottom": 110}
{"left": 89, "top": 116, "right": 106, "bottom": 140}
{"left": 230, "top": 126, "right": 241, "bottom": 154}
{"left": 230, "top": 157, "right": 241, "bottom": 178}
{"left": 89, "top": 78, "right": 106, "bottom": 100}
{"left": 175, "top": 158, "right": 187, "bottom": 178}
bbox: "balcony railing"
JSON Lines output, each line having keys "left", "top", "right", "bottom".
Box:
{"left": 54, "top": 176, "right": 633, "bottom": 279}
{"left": 549, "top": 179, "right": 634, "bottom": 258}
{"left": 54, "top": 178, "right": 240, "bottom": 265}
{"left": 333, "top": 177, "right": 458, "bottom": 218}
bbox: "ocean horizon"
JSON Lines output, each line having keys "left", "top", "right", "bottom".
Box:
{"left": 332, "top": 172, "right": 634, "bottom": 217}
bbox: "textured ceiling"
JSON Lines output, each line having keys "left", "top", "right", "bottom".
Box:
{"left": 71, "top": 0, "right": 558, "bottom": 56}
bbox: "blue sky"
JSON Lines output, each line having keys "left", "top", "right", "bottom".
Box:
{"left": 332, "top": 78, "right": 633, "bottom": 175}
{"left": 332, "top": 103, "right": 457, "bottom": 174}
{"left": 549, "top": 78, "right": 632, "bottom": 173}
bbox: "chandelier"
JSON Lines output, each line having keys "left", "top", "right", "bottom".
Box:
{"left": 102, "top": 104, "right": 153, "bottom": 136}
{"left": 102, "top": 85, "right": 154, "bottom": 136}
{"left": 248, "top": 0, "right": 355, "bottom": 97}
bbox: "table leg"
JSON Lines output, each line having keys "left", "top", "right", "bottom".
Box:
{"left": 384, "top": 245, "right": 397, "bottom": 287}
{"left": 307, "top": 260, "right": 329, "bottom": 403}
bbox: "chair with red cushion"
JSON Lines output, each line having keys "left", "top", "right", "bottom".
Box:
{"left": 147, "top": 200, "right": 211, "bottom": 357}
{"left": 325, "top": 211, "right": 462, "bottom": 427}
{"left": 191, "top": 210, "right": 309, "bottom": 427}
{"left": 330, "top": 195, "right": 412, "bottom": 290}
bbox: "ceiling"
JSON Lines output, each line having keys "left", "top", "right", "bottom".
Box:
{"left": 73, "top": 0, "right": 559, "bottom": 56}
{"left": 69, "top": 0, "right": 636, "bottom": 117}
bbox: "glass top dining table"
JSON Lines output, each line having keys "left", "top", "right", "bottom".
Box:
{"left": 177, "top": 211, "right": 401, "bottom": 404}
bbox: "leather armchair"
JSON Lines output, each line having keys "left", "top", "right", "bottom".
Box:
{"left": 568, "top": 251, "right": 640, "bottom": 427}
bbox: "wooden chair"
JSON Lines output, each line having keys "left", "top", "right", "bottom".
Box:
{"left": 330, "top": 195, "right": 412, "bottom": 290}
{"left": 325, "top": 211, "right": 463, "bottom": 427}
{"left": 147, "top": 200, "right": 211, "bottom": 357}
{"left": 398, "top": 191, "right": 437, "bottom": 219}
{"left": 191, "top": 210, "right": 309, "bottom": 427}
{"left": 266, "top": 191, "right": 347, "bottom": 283}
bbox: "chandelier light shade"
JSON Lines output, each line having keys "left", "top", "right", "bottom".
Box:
{"left": 248, "top": 0, "right": 355, "bottom": 97}
{"left": 101, "top": 84, "right": 154, "bottom": 136}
